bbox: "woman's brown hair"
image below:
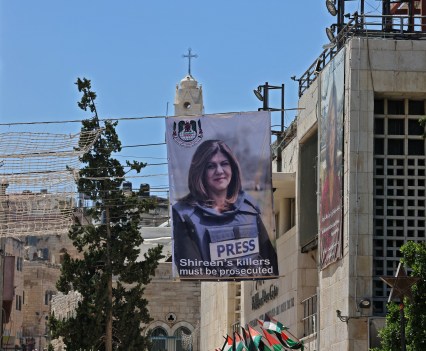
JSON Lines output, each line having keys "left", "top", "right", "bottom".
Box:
{"left": 184, "top": 139, "right": 242, "bottom": 206}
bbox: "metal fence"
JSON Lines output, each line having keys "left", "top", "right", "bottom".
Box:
{"left": 296, "top": 13, "right": 426, "bottom": 98}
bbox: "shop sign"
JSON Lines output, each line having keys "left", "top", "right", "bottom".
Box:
{"left": 252, "top": 284, "right": 279, "bottom": 310}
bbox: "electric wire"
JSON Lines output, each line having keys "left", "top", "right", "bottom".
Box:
{"left": 0, "top": 111, "right": 268, "bottom": 127}
{"left": 0, "top": 112, "right": 285, "bottom": 233}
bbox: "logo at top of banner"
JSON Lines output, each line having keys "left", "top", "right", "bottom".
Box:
{"left": 172, "top": 119, "right": 203, "bottom": 147}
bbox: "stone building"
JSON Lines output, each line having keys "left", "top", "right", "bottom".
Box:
{"left": 1, "top": 237, "right": 25, "bottom": 350}
{"left": 144, "top": 262, "right": 201, "bottom": 351}
{"left": 142, "top": 60, "right": 204, "bottom": 351}
{"left": 201, "top": 11, "right": 426, "bottom": 351}
{"left": 22, "top": 261, "right": 61, "bottom": 351}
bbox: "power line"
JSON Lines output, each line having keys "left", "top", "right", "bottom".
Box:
{"left": 0, "top": 115, "right": 165, "bottom": 126}
{"left": 115, "top": 155, "right": 167, "bottom": 160}
{"left": 121, "top": 142, "right": 165, "bottom": 148}
{"left": 0, "top": 111, "right": 257, "bottom": 127}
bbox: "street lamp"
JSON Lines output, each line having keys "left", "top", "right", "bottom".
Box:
{"left": 253, "top": 83, "right": 285, "bottom": 132}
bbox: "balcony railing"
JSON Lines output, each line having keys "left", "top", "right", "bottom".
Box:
{"left": 297, "top": 14, "right": 426, "bottom": 98}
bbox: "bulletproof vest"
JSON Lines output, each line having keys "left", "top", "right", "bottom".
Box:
{"left": 175, "top": 193, "right": 262, "bottom": 262}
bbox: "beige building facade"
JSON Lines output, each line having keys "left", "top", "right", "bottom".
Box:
{"left": 23, "top": 261, "right": 61, "bottom": 351}
{"left": 1, "top": 238, "right": 25, "bottom": 350}
{"left": 201, "top": 36, "right": 426, "bottom": 351}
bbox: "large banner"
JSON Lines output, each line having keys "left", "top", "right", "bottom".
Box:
{"left": 319, "top": 48, "right": 345, "bottom": 269}
{"left": 166, "top": 112, "right": 278, "bottom": 280}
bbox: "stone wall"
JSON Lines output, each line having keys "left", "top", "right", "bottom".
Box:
{"left": 144, "top": 262, "right": 201, "bottom": 351}
{"left": 22, "top": 261, "right": 61, "bottom": 350}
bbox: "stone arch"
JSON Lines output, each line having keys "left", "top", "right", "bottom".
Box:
{"left": 172, "top": 322, "right": 197, "bottom": 351}
{"left": 145, "top": 320, "right": 172, "bottom": 336}
{"left": 170, "top": 320, "right": 195, "bottom": 335}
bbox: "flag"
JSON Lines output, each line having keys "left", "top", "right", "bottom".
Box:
{"left": 258, "top": 340, "right": 273, "bottom": 351}
{"left": 219, "top": 335, "right": 232, "bottom": 351}
{"left": 221, "top": 335, "right": 233, "bottom": 351}
{"left": 248, "top": 325, "right": 262, "bottom": 348}
{"left": 258, "top": 315, "right": 304, "bottom": 350}
{"left": 278, "top": 330, "right": 304, "bottom": 350}
{"left": 259, "top": 314, "right": 287, "bottom": 333}
{"left": 234, "top": 331, "right": 248, "bottom": 351}
{"left": 241, "top": 326, "right": 257, "bottom": 351}
{"left": 261, "top": 327, "right": 283, "bottom": 351}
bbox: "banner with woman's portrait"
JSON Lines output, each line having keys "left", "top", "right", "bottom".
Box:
{"left": 319, "top": 48, "right": 345, "bottom": 269}
{"left": 166, "top": 111, "right": 278, "bottom": 280}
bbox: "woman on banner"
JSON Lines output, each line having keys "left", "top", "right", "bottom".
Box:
{"left": 172, "top": 139, "right": 278, "bottom": 279}
{"left": 319, "top": 82, "right": 343, "bottom": 268}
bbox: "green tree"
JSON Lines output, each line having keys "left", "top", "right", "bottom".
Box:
{"left": 51, "top": 78, "right": 163, "bottom": 351}
{"left": 420, "top": 116, "right": 426, "bottom": 139}
{"left": 372, "top": 241, "right": 426, "bottom": 351}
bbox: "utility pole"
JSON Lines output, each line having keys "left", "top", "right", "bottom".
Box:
{"left": 0, "top": 180, "right": 8, "bottom": 349}
{"left": 105, "top": 206, "right": 113, "bottom": 351}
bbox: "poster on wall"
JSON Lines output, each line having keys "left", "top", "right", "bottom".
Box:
{"left": 166, "top": 111, "right": 279, "bottom": 280}
{"left": 319, "top": 48, "right": 345, "bottom": 269}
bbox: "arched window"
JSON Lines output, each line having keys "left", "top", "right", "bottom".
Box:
{"left": 150, "top": 327, "right": 168, "bottom": 351}
{"left": 174, "top": 327, "right": 191, "bottom": 351}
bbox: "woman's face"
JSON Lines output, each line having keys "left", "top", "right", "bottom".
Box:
{"left": 204, "top": 151, "right": 232, "bottom": 196}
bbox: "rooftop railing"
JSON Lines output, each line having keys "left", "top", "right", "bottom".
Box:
{"left": 296, "top": 13, "right": 426, "bottom": 98}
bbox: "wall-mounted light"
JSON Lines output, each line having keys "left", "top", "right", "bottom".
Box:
{"left": 336, "top": 310, "right": 350, "bottom": 323}
{"left": 314, "top": 58, "right": 323, "bottom": 75}
{"left": 358, "top": 298, "right": 371, "bottom": 309}
{"left": 326, "top": 0, "right": 338, "bottom": 16}
{"left": 253, "top": 86, "right": 264, "bottom": 101}
{"left": 326, "top": 25, "right": 336, "bottom": 42}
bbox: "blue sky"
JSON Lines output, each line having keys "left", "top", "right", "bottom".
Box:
{"left": 0, "top": 0, "right": 374, "bottom": 196}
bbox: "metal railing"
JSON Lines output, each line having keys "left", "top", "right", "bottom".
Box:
{"left": 301, "top": 294, "right": 317, "bottom": 337}
{"left": 297, "top": 14, "right": 426, "bottom": 98}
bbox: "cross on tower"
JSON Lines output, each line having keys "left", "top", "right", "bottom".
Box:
{"left": 182, "top": 48, "right": 198, "bottom": 76}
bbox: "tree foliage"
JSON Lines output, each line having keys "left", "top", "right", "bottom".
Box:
{"left": 372, "top": 241, "right": 426, "bottom": 351}
{"left": 420, "top": 116, "right": 426, "bottom": 139}
{"left": 50, "top": 78, "right": 163, "bottom": 351}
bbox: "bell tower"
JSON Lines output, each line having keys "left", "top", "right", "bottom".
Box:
{"left": 174, "top": 48, "right": 204, "bottom": 116}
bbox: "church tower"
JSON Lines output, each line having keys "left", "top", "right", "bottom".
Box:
{"left": 174, "top": 48, "right": 204, "bottom": 116}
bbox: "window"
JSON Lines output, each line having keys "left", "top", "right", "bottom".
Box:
{"left": 373, "top": 98, "right": 426, "bottom": 314}
{"left": 59, "top": 248, "right": 67, "bottom": 265}
{"left": 150, "top": 326, "right": 194, "bottom": 351}
{"left": 16, "top": 295, "right": 22, "bottom": 311}
{"left": 302, "top": 295, "right": 317, "bottom": 337}
{"left": 16, "top": 257, "right": 23, "bottom": 271}
{"left": 45, "top": 290, "right": 53, "bottom": 305}
{"left": 174, "top": 327, "right": 191, "bottom": 351}
{"left": 150, "top": 327, "right": 167, "bottom": 351}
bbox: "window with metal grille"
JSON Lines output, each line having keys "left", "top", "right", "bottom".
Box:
{"left": 301, "top": 294, "right": 317, "bottom": 337}
{"left": 373, "top": 98, "right": 426, "bottom": 315}
{"left": 150, "top": 326, "right": 191, "bottom": 351}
